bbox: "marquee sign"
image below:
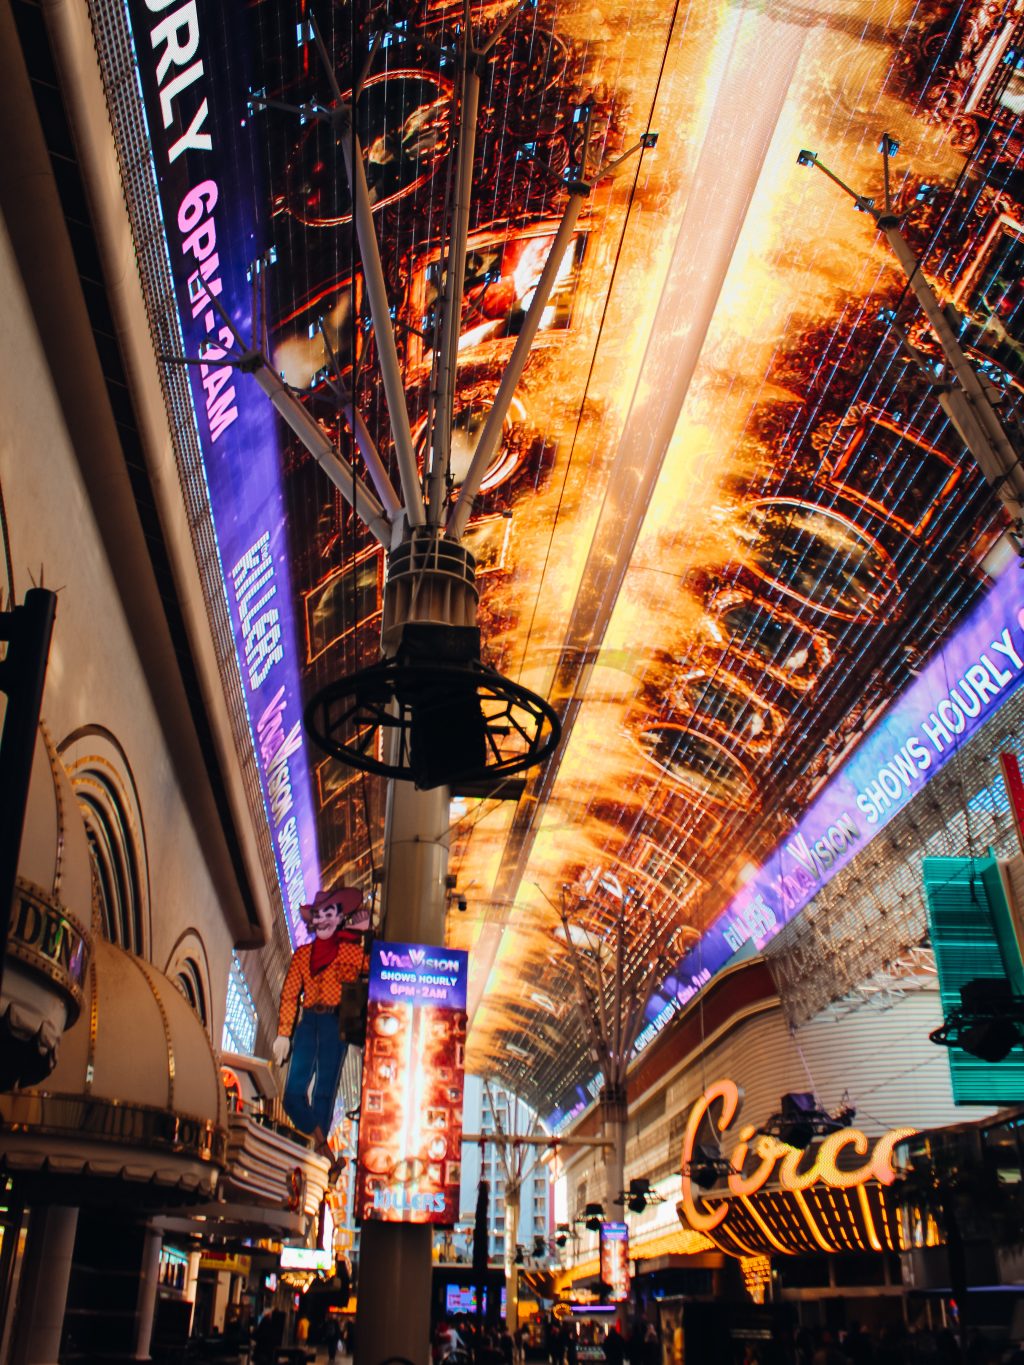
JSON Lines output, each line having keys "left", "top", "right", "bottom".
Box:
{"left": 678, "top": 1079, "right": 915, "bottom": 1238}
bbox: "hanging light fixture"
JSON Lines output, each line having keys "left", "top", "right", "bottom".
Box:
{"left": 930, "top": 977, "right": 1024, "bottom": 1063}
{"left": 581, "top": 1202, "right": 604, "bottom": 1232}
{"left": 683, "top": 1146, "right": 731, "bottom": 1192}
{"left": 612, "top": 1177, "right": 665, "bottom": 1214}
{"left": 760, "top": 1092, "right": 856, "bottom": 1150}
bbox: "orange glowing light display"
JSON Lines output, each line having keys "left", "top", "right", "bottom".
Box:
{"left": 678, "top": 1078, "right": 916, "bottom": 1250}
{"left": 599, "top": 1222, "right": 630, "bottom": 1303}
{"left": 356, "top": 942, "right": 468, "bottom": 1225}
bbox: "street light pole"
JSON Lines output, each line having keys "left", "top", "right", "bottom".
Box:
{"left": 558, "top": 885, "right": 682, "bottom": 1210}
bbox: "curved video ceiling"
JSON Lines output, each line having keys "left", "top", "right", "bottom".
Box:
{"left": 98, "top": 0, "right": 1024, "bottom": 1118}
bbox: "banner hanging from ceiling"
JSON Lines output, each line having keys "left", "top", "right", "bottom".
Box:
{"left": 123, "top": 0, "right": 319, "bottom": 942}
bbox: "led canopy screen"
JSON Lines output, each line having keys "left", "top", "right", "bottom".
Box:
{"left": 356, "top": 941, "right": 469, "bottom": 1225}
{"left": 98, "top": 0, "right": 1024, "bottom": 1119}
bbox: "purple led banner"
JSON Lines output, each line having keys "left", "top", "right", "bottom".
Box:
{"left": 549, "top": 564, "right": 1024, "bottom": 1128}
{"left": 367, "top": 942, "right": 469, "bottom": 1010}
{"left": 681, "top": 565, "right": 1024, "bottom": 977}
{"left": 124, "top": 0, "right": 319, "bottom": 939}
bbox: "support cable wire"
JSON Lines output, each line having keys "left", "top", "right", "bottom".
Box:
{"left": 0, "top": 474, "right": 14, "bottom": 610}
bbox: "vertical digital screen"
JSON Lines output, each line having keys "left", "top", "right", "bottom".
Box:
{"left": 356, "top": 941, "right": 468, "bottom": 1224}
{"left": 122, "top": 0, "right": 320, "bottom": 945}
{"left": 599, "top": 1222, "right": 630, "bottom": 1303}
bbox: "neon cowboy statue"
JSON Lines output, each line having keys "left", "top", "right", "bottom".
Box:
{"left": 273, "top": 885, "right": 368, "bottom": 1155}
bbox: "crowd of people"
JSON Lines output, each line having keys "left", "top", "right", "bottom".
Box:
{"left": 431, "top": 1314, "right": 661, "bottom": 1365}
{"left": 433, "top": 1316, "right": 516, "bottom": 1365}
{"left": 738, "top": 1323, "right": 1024, "bottom": 1365}
{"left": 428, "top": 1316, "right": 1024, "bottom": 1365}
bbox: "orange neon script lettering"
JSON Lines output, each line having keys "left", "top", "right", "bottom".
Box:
{"left": 678, "top": 1078, "right": 917, "bottom": 1232}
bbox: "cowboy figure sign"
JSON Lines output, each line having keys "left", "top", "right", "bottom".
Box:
{"left": 273, "top": 886, "right": 368, "bottom": 1151}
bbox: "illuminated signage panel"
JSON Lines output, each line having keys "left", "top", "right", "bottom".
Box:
{"left": 280, "top": 1247, "right": 333, "bottom": 1271}
{"left": 356, "top": 941, "right": 468, "bottom": 1225}
{"left": 123, "top": 0, "right": 319, "bottom": 943}
{"left": 599, "top": 1221, "right": 630, "bottom": 1302}
{"left": 199, "top": 1251, "right": 252, "bottom": 1275}
{"left": 444, "top": 1285, "right": 507, "bottom": 1316}
{"left": 923, "top": 854, "right": 1024, "bottom": 1103}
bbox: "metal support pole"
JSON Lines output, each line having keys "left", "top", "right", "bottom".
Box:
{"left": 878, "top": 221, "right": 1024, "bottom": 519}
{"left": 133, "top": 1223, "right": 163, "bottom": 1360}
{"left": 341, "top": 128, "right": 426, "bottom": 527}
{"left": 10, "top": 1204, "right": 78, "bottom": 1365}
{"left": 0, "top": 588, "right": 56, "bottom": 1003}
{"left": 600, "top": 1086, "right": 628, "bottom": 1212}
{"left": 505, "top": 1185, "right": 521, "bottom": 1332}
{"left": 249, "top": 364, "right": 392, "bottom": 545}
{"left": 340, "top": 395, "right": 404, "bottom": 521}
{"left": 355, "top": 763, "right": 450, "bottom": 1365}
{"left": 318, "top": 319, "right": 403, "bottom": 520}
{"left": 800, "top": 142, "right": 1024, "bottom": 529}
{"left": 447, "top": 187, "right": 587, "bottom": 539}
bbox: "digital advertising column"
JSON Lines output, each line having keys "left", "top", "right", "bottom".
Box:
{"left": 355, "top": 942, "right": 469, "bottom": 1224}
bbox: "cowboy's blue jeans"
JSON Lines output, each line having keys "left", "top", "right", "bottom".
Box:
{"left": 283, "top": 1010, "right": 347, "bottom": 1136}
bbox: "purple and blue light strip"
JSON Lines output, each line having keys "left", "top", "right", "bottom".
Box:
{"left": 124, "top": 0, "right": 320, "bottom": 942}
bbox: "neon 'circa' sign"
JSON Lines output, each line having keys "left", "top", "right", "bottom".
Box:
{"left": 678, "top": 1079, "right": 916, "bottom": 1233}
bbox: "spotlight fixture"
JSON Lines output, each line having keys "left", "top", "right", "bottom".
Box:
{"left": 682, "top": 1145, "right": 732, "bottom": 1191}
{"left": 533, "top": 1236, "right": 548, "bottom": 1259}
{"left": 514, "top": 1245, "right": 525, "bottom": 1265}
{"left": 305, "top": 557, "right": 561, "bottom": 792}
{"left": 555, "top": 1224, "right": 570, "bottom": 1248}
{"left": 613, "top": 1177, "right": 666, "bottom": 1214}
{"left": 930, "top": 977, "right": 1024, "bottom": 1063}
{"left": 579, "top": 1202, "right": 605, "bottom": 1232}
{"left": 760, "top": 1092, "right": 856, "bottom": 1150}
